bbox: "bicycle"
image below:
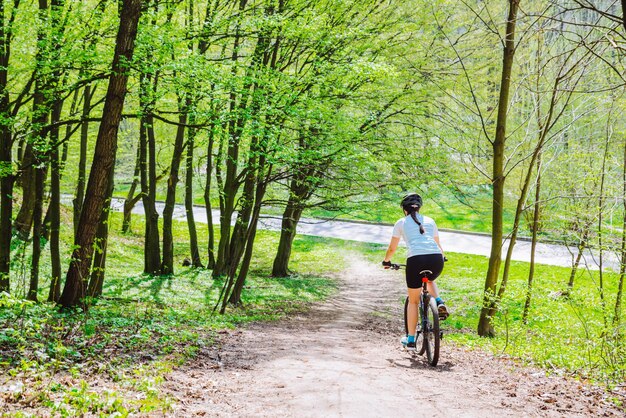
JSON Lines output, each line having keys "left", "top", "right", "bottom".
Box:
{"left": 390, "top": 264, "right": 441, "bottom": 367}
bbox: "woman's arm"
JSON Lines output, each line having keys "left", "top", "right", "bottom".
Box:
{"left": 434, "top": 235, "right": 445, "bottom": 257}
{"left": 384, "top": 236, "right": 400, "bottom": 262}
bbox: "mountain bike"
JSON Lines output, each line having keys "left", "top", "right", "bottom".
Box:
{"left": 390, "top": 264, "right": 441, "bottom": 366}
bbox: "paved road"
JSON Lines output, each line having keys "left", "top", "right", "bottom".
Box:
{"left": 111, "top": 199, "right": 618, "bottom": 271}
{"left": 256, "top": 215, "right": 617, "bottom": 270}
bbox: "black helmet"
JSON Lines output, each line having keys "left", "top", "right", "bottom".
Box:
{"left": 400, "top": 193, "right": 422, "bottom": 209}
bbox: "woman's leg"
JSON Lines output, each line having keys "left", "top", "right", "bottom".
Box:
{"left": 427, "top": 280, "right": 439, "bottom": 298}
{"left": 407, "top": 288, "right": 421, "bottom": 337}
{"left": 428, "top": 279, "right": 449, "bottom": 318}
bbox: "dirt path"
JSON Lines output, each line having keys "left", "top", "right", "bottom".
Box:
{"left": 162, "top": 258, "right": 624, "bottom": 417}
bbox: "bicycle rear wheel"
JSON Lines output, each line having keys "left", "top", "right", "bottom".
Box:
{"left": 422, "top": 296, "right": 440, "bottom": 366}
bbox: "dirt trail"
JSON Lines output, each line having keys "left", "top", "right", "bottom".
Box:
{"left": 162, "top": 258, "right": 624, "bottom": 417}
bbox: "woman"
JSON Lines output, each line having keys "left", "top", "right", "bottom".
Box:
{"left": 382, "top": 193, "right": 448, "bottom": 350}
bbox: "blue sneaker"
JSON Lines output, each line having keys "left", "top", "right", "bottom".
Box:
{"left": 401, "top": 335, "right": 416, "bottom": 351}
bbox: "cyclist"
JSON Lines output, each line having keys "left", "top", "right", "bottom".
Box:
{"left": 382, "top": 192, "right": 448, "bottom": 350}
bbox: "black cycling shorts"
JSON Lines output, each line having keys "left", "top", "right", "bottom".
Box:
{"left": 406, "top": 254, "right": 444, "bottom": 289}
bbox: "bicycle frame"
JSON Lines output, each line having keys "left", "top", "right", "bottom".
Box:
{"left": 419, "top": 272, "right": 432, "bottom": 334}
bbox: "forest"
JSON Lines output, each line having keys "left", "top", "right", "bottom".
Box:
{"left": 1, "top": 0, "right": 626, "bottom": 415}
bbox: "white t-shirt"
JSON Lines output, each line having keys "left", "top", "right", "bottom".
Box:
{"left": 392, "top": 214, "right": 442, "bottom": 258}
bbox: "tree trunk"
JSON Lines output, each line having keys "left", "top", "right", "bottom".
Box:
{"left": 69, "top": 0, "right": 105, "bottom": 237}
{"left": 27, "top": 162, "right": 45, "bottom": 302}
{"left": 271, "top": 131, "right": 328, "bottom": 278}
{"left": 272, "top": 203, "right": 303, "bottom": 277}
{"left": 597, "top": 123, "right": 611, "bottom": 325}
{"left": 204, "top": 121, "right": 216, "bottom": 269}
{"left": 230, "top": 197, "right": 264, "bottom": 304}
{"left": 0, "top": 0, "right": 16, "bottom": 293}
{"left": 0, "top": 128, "right": 12, "bottom": 292}
{"left": 221, "top": 72, "right": 272, "bottom": 306}
{"left": 48, "top": 98, "right": 63, "bottom": 302}
{"left": 73, "top": 84, "right": 92, "bottom": 236}
{"left": 213, "top": 0, "right": 251, "bottom": 279}
{"left": 228, "top": 153, "right": 270, "bottom": 305}
{"left": 139, "top": 73, "right": 160, "bottom": 275}
{"left": 27, "top": 6, "right": 53, "bottom": 299}
{"left": 478, "top": 0, "right": 519, "bottom": 337}
{"left": 566, "top": 235, "right": 586, "bottom": 293}
{"left": 45, "top": 74, "right": 79, "bottom": 247}
{"left": 88, "top": 169, "right": 115, "bottom": 299}
{"left": 161, "top": 100, "right": 187, "bottom": 275}
{"left": 614, "top": 137, "right": 626, "bottom": 325}
{"left": 14, "top": 143, "right": 37, "bottom": 239}
{"left": 122, "top": 142, "right": 142, "bottom": 233}
{"left": 59, "top": 0, "right": 142, "bottom": 309}
{"left": 221, "top": 147, "right": 258, "bottom": 310}
{"left": 490, "top": 53, "right": 567, "bottom": 322}
{"left": 185, "top": 114, "right": 202, "bottom": 268}
{"left": 198, "top": 0, "right": 219, "bottom": 270}
{"left": 523, "top": 153, "right": 542, "bottom": 324}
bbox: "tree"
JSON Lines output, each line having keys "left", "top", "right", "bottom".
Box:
{"left": 138, "top": 72, "right": 161, "bottom": 275}
{"left": 615, "top": 129, "right": 626, "bottom": 325}
{"left": 477, "top": 0, "right": 520, "bottom": 337}
{"left": 522, "top": 152, "right": 542, "bottom": 324}
{"left": 59, "top": 0, "right": 142, "bottom": 308}
{"left": 0, "top": 0, "right": 21, "bottom": 293}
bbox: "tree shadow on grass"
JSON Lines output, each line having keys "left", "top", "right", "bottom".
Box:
{"left": 148, "top": 274, "right": 172, "bottom": 305}
{"left": 110, "top": 273, "right": 173, "bottom": 306}
{"left": 268, "top": 274, "right": 334, "bottom": 299}
{"left": 204, "top": 275, "right": 225, "bottom": 308}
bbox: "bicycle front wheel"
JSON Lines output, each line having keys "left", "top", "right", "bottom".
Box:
{"left": 403, "top": 297, "right": 409, "bottom": 336}
{"left": 422, "top": 297, "right": 440, "bottom": 366}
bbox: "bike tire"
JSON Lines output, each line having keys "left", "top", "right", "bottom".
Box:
{"left": 416, "top": 304, "right": 426, "bottom": 355}
{"left": 423, "top": 297, "right": 440, "bottom": 366}
{"left": 403, "top": 297, "right": 409, "bottom": 336}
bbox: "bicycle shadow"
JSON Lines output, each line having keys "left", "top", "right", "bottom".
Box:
{"left": 386, "top": 354, "right": 454, "bottom": 372}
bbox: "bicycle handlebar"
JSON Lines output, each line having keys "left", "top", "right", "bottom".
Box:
{"left": 385, "top": 257, "right": 448, "bottom": 270}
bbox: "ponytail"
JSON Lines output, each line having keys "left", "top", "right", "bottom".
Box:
{"left": 405, "top": 205, "right": 425, "bottom": 234}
